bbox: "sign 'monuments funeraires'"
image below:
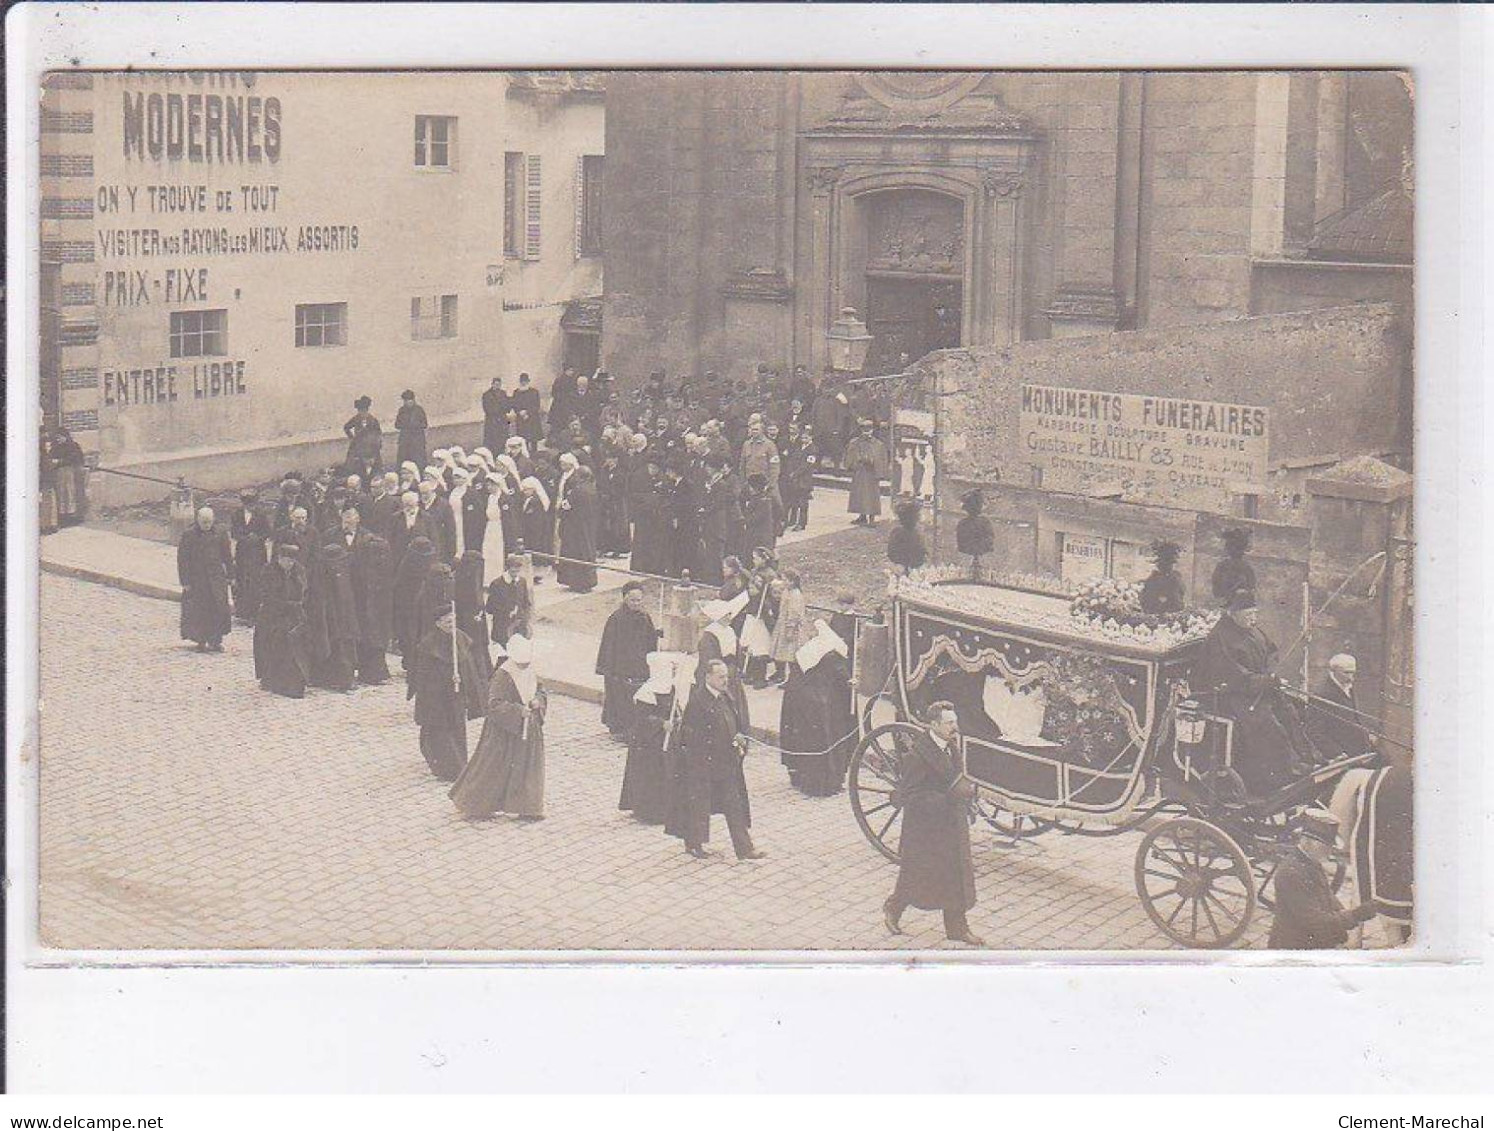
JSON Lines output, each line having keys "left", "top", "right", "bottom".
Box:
{"left": 1019, "top": 383, "right": 1270, "bottom": 509}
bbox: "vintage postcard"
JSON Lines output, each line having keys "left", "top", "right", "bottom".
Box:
{"left": 34, "top": 67, "right": 1414, "bottom": 953}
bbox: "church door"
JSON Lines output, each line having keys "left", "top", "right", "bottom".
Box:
{"left": 864, "top": 276, "right": 963, "bottom": 374}
{"left": 859, "top": 188, "right": 966, "bottom": 373}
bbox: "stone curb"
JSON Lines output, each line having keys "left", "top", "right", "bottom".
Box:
{"left": 41, "top": 559, "right": 182, "bottom": 603}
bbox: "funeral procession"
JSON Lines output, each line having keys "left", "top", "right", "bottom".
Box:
{"left": 34, "top": 68, "right": 1414, "bottom": 952}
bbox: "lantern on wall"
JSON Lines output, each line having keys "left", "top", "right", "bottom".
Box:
{"left": 826, "top": 307, "right": 873, "bottom": 373}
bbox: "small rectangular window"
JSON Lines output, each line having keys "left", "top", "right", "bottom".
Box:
{"left": 412, "top": 294, "right": 458, "bottom": 341}
{"left": 294, "top": 302, "right": 348, "bottom": 348}
{"left": 414, "top": 116, "right": 457, "bottom": 169}
{"left": 503, "top": 151, "right": 524, "bottom": 258}
{"left": 169, "top": 309, "right": 228, "bottom": 358}
{"left": 578, "top": 154, "right": 604, "bottom": 257}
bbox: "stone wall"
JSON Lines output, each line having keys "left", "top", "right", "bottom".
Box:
{"left": 938, "top": 303, "right": 1409, "bottom": 492}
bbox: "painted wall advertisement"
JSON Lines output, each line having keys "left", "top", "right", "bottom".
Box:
{"left": 1019, "top": 383, "right": 1269, "bottom": 509}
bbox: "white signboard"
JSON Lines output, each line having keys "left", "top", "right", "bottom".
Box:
{"left": 1020, "top": 383, "right": 1269, "bottom": 509}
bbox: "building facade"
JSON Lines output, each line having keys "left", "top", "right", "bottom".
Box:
{"left": 40, "top": 70, "right": 605, "bottom": 502}
{"left": 599, "top": 70, "right": 1414, "bottom": 744}
{"left": 601, "top": 70, "right": 1411, "bottom": 381}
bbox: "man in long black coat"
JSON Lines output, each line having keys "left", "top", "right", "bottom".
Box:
{"left": 178, "top": 506, "right": 233, "bottom": 652}
{"left": 481, "top": 377, "right": 510, "bottom": 454}
{"left": 670, "top": 658, "right": 766, "bottom": 861}
{"left": 1192, "top": 588, "right": 1312, "bottom": 795}
{"left": 883, "top": 701, "right": 984, "bottom": 945}
{"left": 394, "top": 390, "right": 428, "bottom": 471}
{"left": 351, "top": 529, "right": 394, "bottom": 685}
{"left": 595, "top": 581, "right": 661, "bottom": 739}
{"left": 230, "top": 490, "right": 273, "bottom": 626}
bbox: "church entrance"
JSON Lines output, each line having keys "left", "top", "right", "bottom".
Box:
{"left": 864, "top": 276, "right": 963, "bottom": 374}
{"left": 856, "top": 188, "right": 966, "bottom": 373}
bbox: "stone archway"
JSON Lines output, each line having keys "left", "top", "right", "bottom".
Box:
{"left": 850, "top": 187, "right": 968, "bottom": 372}
{"left": 797, "top": 85, "right": 1035, "bottom": 374}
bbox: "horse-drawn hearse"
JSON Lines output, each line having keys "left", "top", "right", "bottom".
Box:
{"left": 846, "top": 568, "right": 1399, "bottom": 949}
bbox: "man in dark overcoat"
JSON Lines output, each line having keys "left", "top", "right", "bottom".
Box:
{"left": 178, "top": 506, "right": 233, "bottom": 652}
{"left": 595, "top": 581, "right": 662, "bottom": 739}
{"left": 1268, "top": 809, "right": 1377, "bottom": 949}
{"left": 481, "top": 376, "right": 510, "bottom": 454}
{"left": 1192, "top": 588, "right": 1313, "bottom": 795}
{"left": 883, "top": 701, "right": 984, "bottom": 945}
{"left": 1305, "top": 652, "right": 1374, "bottom": 760}
{"left": 670, "top": 658, "right": 766, "bottom": 861}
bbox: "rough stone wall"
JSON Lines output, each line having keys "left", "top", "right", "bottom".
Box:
{"left": 602, "top": 71, "right": 792, "bottom": 385}
{"left": 938, "top": 303, "right": 1408, "bottom": 490}
{"left": 1138, "top": 72, "right": 1264, "bottom": 326}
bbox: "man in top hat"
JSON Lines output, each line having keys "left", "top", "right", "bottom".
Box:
{"left": 844, "top": 418, "right": 889, "bottom": 526}
{"left": 1268, "top": 808, "right": 1378, "bottom": 949}
{"left": 343, "top": 395, "right": 383, "bottom": 480}
{"left": 595, "top": 580, "right": 662, "bottom": 740}
{"left": 1193, "top": 587, "right": 1314, "bottom": 795}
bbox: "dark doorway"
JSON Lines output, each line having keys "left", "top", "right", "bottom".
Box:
{"left": 563, "top": 331, "right": 600, "bottom": 375}
{"left": 864, "top": 276, "right": 963, "bottom": 374}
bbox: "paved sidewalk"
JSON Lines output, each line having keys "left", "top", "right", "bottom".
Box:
{"left": 38, "top": 523, "right": 795, "bottom": 731}
{"left": 40, "top": 525, "right": 183, "bottom": 601}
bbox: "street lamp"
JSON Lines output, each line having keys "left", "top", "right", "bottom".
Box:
{"left": 826, "top": 306, "right": 873, "bottom": 373}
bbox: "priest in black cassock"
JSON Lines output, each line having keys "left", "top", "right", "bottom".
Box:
{"left": 178, "top": 506, "right": 233, "bottom": 653}
{"left": 595, "top": 580, "right": 662, "bottom": 740}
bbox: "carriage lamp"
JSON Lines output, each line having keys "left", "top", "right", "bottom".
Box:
{"left": 826, "top": 307, "right": 873, "bottom": 373}
{"left": 1175, "top": 698, "right": 1207, "bottom": 746}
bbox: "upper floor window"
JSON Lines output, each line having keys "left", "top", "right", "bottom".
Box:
{"left": 169, "top": 309, "right": 227, "bottom": 358}
{"left": 504, "top": 151, "right": 524, "bottom": 257}
{"left": 414, "top": 116, "right": 457, "bottom": 169}
{"left": 577, "top": 154, "right": 604, "bottom": 257}
{"left": 411, "top": 294, "right": 458, "bottom": 341}
{"left": 295, "top": 302, "right": 348, "bottom": 348}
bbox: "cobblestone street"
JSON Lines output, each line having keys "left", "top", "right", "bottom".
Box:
{"left": 37, "top": 573, "right": 1268, "bottom": 953}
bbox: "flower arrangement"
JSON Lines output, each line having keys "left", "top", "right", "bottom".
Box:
{"left": 1067, "top": 578, "right": 1218, "bottom": 648}
{"left": 893, "top": 569, "right": 1212, "bottom": 652}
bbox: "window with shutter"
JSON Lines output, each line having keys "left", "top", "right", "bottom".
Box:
{"left": 524, "top": 154, "right": 543, "bottom": 260}
{"left": 503, "top": 152, "right": 524, "bottom": 258}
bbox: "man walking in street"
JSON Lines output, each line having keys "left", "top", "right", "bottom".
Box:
{"left": 883, "top": 701, "right": 985, "bottom": 946}
{"left": 671, "top": 658, "right": 766, "bottom": 861}
{"left": 178, "top": 505, "right": 233, "bottom": 653}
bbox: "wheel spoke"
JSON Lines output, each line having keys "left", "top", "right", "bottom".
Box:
{"left": 1150, "top": 844, "right": 1192, "bottom": 872}
{"left": 1203, "top": 890, "right": 1242, "bottom": 924}
{"left": 1142, "top": 867, "right": 1183, "bottom": 884}
{"left": 1165, "top": 897, "right": 1188, "bottom": 929}
{"left": 876, "top": 808, "right": 901, "bottom": 842}
{"left": 1199, "top": 894, "right": 1223, "bottom": 940}
{"left": 1189, "top": 897, "right": 1200, "bottom": 938}
{"left": 856, "top": 784, "right": 895, "bottom": 795}
{"left": 860, "top": 801, "right": 895, "bottom": 819}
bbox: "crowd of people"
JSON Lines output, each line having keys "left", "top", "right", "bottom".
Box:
{"left": 168, "top": 363, "right": 882, "bottom": 856}
{"left": 160, "top": 365, "right": 1402, "bottom": 948}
